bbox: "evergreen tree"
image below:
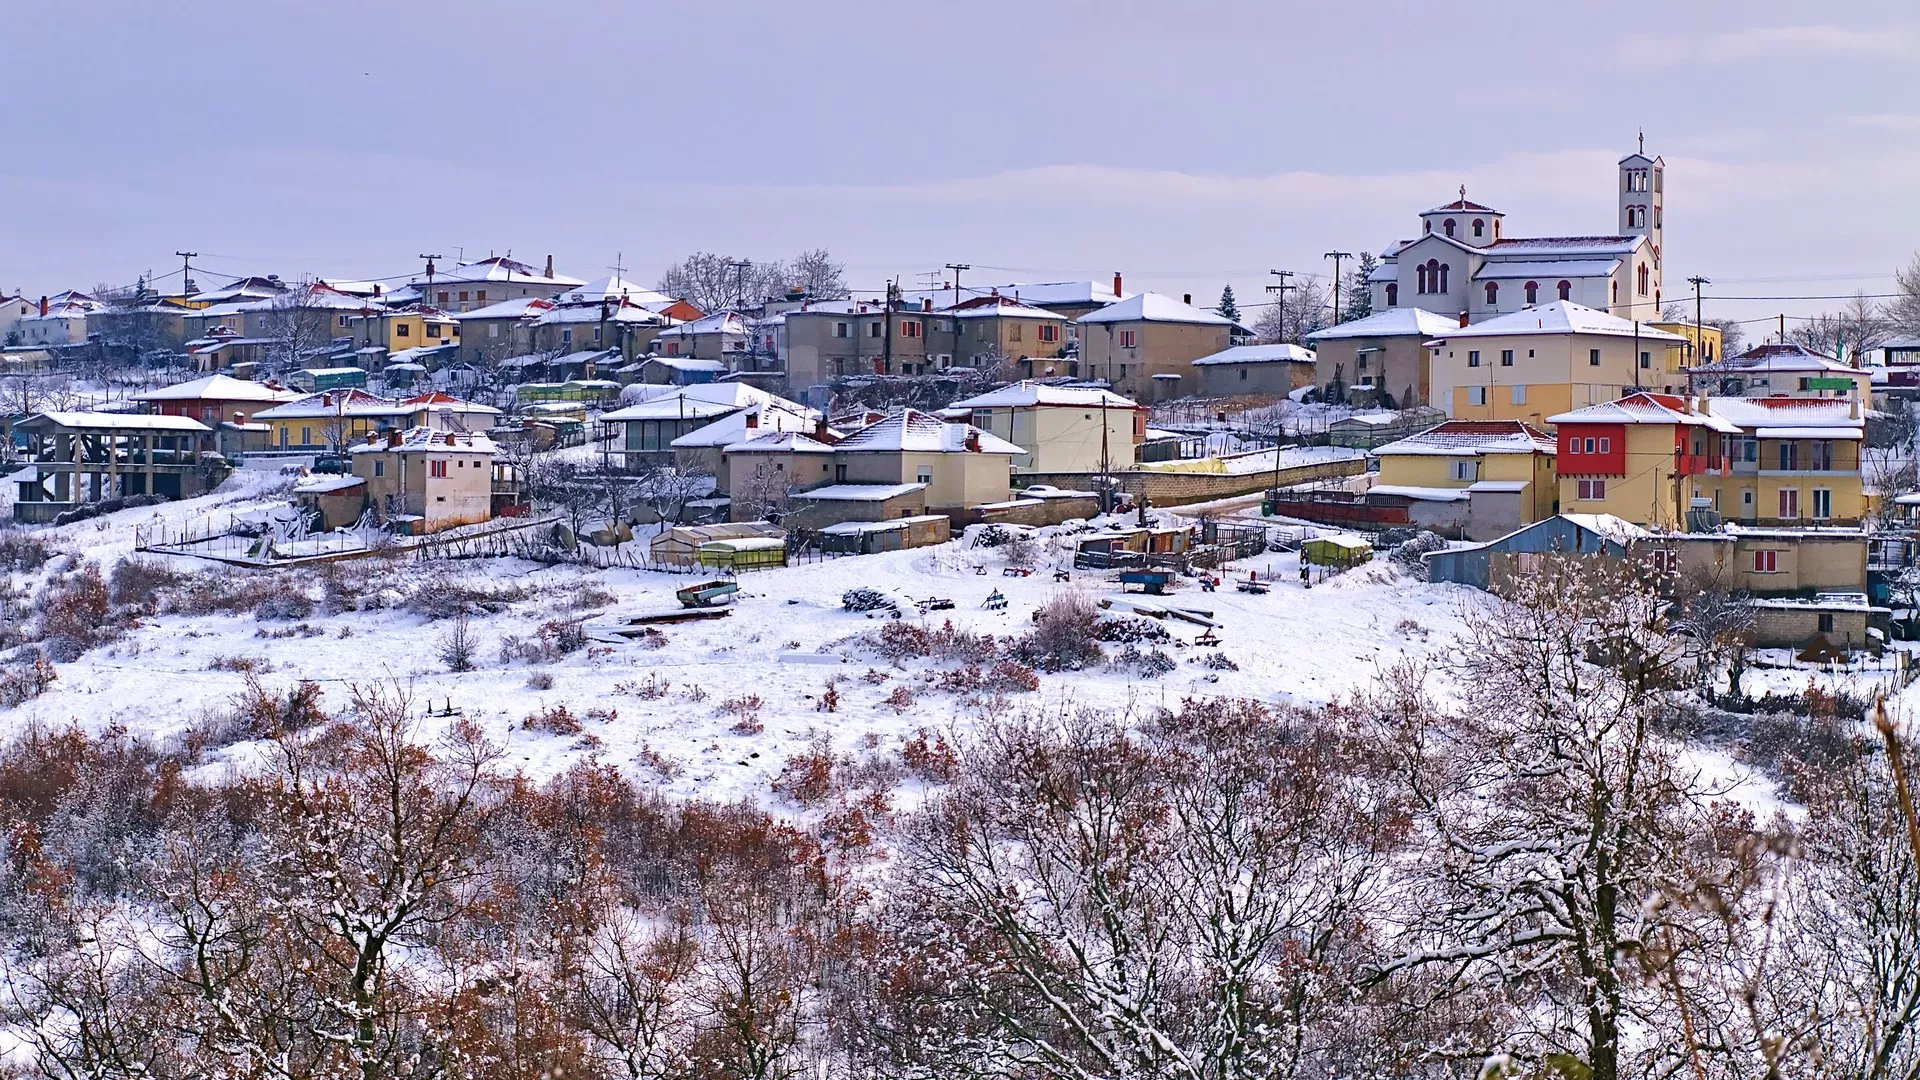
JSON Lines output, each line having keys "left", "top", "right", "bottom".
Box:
{"left": 1342, "top": 253, "right": 1377, "bottom": 322}
{"left": 1215, "top": 285, "right": 1240, "bottom": 323}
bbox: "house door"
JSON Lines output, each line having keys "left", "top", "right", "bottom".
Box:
{"left": 1740, "top": 489, "right": 1755, "bottom": 520}
{"left": 835, "top": 464, "right": 847, "bottom": 483}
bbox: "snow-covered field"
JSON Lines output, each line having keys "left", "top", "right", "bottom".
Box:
{"left": 0, "top": 468, "right": 1487, "bottom": 806}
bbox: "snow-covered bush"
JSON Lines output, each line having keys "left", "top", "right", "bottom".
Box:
{"left": 1093, "top": 614, "right": 1172, "bottom": 644}
{"left": 0, "top": 653, "right": 56, "bottom": 707}
{"left": 108, "top": 557, "right": 185, "bottom": 613}
{"left": 1006, "top": 591, "right": 1103, "bottom": 672}
{"left": 0, "top": 530, "right": 55, "bottom": 572}
{"left": 41, "top": 563, "right": 115, "bottom": 656}
{"left": 869, "top": 620, "right": 997, "bottom": 665}
{"left": 1390, "top": 530, "right": 1449, "bottom": 578}
{"left": 1110, "top": 644, "right": 1176, "bottom": 678}
{"left": 842, "top": 587, "right": 897, "bottom": 614}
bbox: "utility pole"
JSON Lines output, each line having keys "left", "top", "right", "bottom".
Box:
{"left": 1779, "top": 313, "right": 1786, "bottom": 345}
{"left": 729, "top": 259, "right": 753, "bottom": 311}
{"left": 418, "top": 254, "right": 441, "bottom": 307}
{"left": 1687, "top": 275, "right": 1710, "bottom": 364}
{"left": 1266, "top": 269, "right": 1296, "bottom": 342}
{"left": 882, "top": 278, "right": 898, "bottom": 376}
{"left": 944, "top": 263, "right": 970, "bottom": 311}
{"left": 1323, "top": 251, "right": 1352, "bottom": 325}
{"left": 174, "top": 251, "right": 198, "bottom": 299}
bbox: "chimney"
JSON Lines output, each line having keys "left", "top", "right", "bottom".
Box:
{"left": 1851, "top": 395, "right": 1861, "bottom": 420}
{"left": 373, "top": 284, "right": 382, "bottom": 297}
{"left": 964, "top": 429, "right": 981, "bottom": 453}
{"left": 544, "top": 254, "right": 555, "bottom": 278}
{"left": 1182, "top": 293, "right": 1191, "bottom": 305}
{"left": 745, "top": 411, "right": 758, "bottom": 429}
{"left": 388, "top": 429, "right": 400, "bottom": 448}
{"left": 1697, "top": 395, "right": 1710, "bottom": 415}
{"left": 1113, "top": 272, "right": 1123, "bottom": 297}
{"left": 1458, "top": 311, "right": 1470, "bottom": 328}
{"left": 922, "top": 298, "right": 932, "bottom": 312}
{"left": 38, "top": 296, "right": 47, "bottom": 317}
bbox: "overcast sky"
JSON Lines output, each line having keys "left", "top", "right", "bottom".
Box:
{"left": 3, "top": 1, "right": 1917, "bottom": 330}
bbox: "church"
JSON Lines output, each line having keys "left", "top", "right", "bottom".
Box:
{"left": 1368, "top": 145, "right": 1665, "bottom": 324}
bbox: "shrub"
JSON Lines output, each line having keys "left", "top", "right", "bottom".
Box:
{"left": 538, "top": 619, "right": 586, "bottom": 656}
{"left": 208, "top": 655, "right": 267, "bottom": 673}
{"left": 42, "top": 563, "right": 114, "bottom": 654}
{"left": 901, "top": 729, "right": 959, "bottom": 782}
{"left": 1094, "top": 614, "right": 1172, "bottom": 644}
{"left": 773, "top": 746, "right": 837, "bottom": 806}
{"left": 0, "top": 654, "right": 57, "bottom": 708}
{"left": 525, "top": 670, "right": 555, "bottom": 691}
{"left": 523, "top": 704, "right": 581, "bottom": 735}
{"left": 0, "top": 531, "right": 54, "bottom": 572}
{"left": 254, "top": 590, "right": 316, "bottom": 621}
{"left": 871, "top": 619, "right": 997, "bottom": 664}
{"left": 614, "top": 673, "right": 672, "bottom": 699}
{"left": 1111, "top": 644, "right": 1176, "bottom": 678}
{"left": 842, "top": 587, "right": 898, "bottom": 614}
{"left": 987, "top": 660, "right": 1041, "bottom": 692}
{"left": 1391, "top": 531, "right": 1450, "bottom": 578}
{"left": 1200, "top": 653, "right": 1239, "bottom": 671}
{"left": 230, "top": 676, "right": 326, "bottom": 740}
{"left": 110, "top": 558, "right": 185, "bottom": 612}
{"left": 567, "top": 585, "right": 617, "bottom": 610}
{"left": 883, "top": 684, "right": 915, "bottom": 714}
{"left": 409, "top": 573, "right": 528, "bottom": 620}
{"left": 1007, "top": 591, "right": 1103, "bottom": 672}
{"left": 437, "top": 611, "right": 478, "bottom": 673}
{"left": 817, "top": 680, "right": 840, "bottom": 712}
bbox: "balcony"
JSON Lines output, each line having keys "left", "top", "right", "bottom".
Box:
{"left": 1673, "top": 452, "right": 1729, "bottom": 476}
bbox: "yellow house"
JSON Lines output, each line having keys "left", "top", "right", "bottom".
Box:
{"left": 1651, "top": 320, "right": 1724, "bottom": 366}
{"left": 253, "top": 390, "right": 501, "bottom": 454}
{"left": 1371, "top": 420, "right": 1558, "bottom": 539}
{"left": 1550, "top": 392, "right": 1866, "bottom": 528}
{"left": 948, "top": 381, "right": 1145, "bottom": 473}
{"left": 1426, "top": 300, "right": 1690, "bottom": 424}
{"left": 350, "top": 306, "right": 460, "bottom": 353}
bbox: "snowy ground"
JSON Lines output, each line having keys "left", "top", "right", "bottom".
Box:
{"left": 8, "top": 465, "right": 1906, "bottom": 820}
{"left": 0, "top": 470, "right": 1487, "bottom": 805}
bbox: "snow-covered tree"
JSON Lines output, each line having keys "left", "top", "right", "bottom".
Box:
{"left": 1215, "top": 285, "right": 1240, "bottom": 323}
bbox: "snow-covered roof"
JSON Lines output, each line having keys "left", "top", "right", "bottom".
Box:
{"left": 1689, "top": 343, "right": 1859, "bottom": 377}
{"left": 1305, "top": 307, "right": 1460, "bottom": 342}
{"left": 1466, "top": 479, "right": 1531, "bottom": 493}
{"left": 257, "top": 389, "right": 498, "bottom": 421}
{"left": 499, "top": 347, "right": 618, "bottom": 370}
{"left": 1559, "top": 513, "right": 1652, "bottom": 545}
{"left": 1707, "top": 396, "right": 1865, "bottom": 436}
{"left": 901, "top": 280, "right": 1124, "bottom": 310}
{"left": 347, "top": 427, "right": 497, "bottom": 455}
{"left": 453, "top": 296, "right": 555, "bottom": 321}
{"left": 1077, "top": 292, "right": 1234, "bottom": 326}
{"left": 555, "top": 276, "right": 680, "bottom": 308}
{"left": 1423, "top": 197, "right": 1500, "bottom": 215}
{"left": 133, "top": 374, "right": 300, "bottom": 403}
{"left": 601, "top": 383, "right": 810, "bottom": 423}
{"left": 722, "top": 431, "right": 837, "bottom": 454}
{"left": 1485, "top": 236, "right": 1643, "bottom": 257}
{"left": 1748, "top": 592, "right": 1886, "bottom": 614}
{"left": 819, "top": 515, "right": 948, "bottom": 535}
{"left": 1190, "top": 343, "right": 1316, "bottom": 366}
{"left": 831, "top": 409, "right": 1023, "bottom": 455}
{"left": 1472, "top": 260, "right": 1621, "bottom": 280}
{"left": 23, "top": 411, "right": 211, "bottom": 432}
{"left": 1548, "top": 392, "right": 1741, "bottom": 432}
{"left": 944, "top": 296, "right": 1068, "bottom": 320}
{"left": 1369, "top": 484, "right": 1470, "bottom": 502}
{"left": 187, "top": 277, "right": 287, "bottom": 303}
{"left": 949, "top": 381, "right": 1139, "bottom": 409}
{"left": 1374, "top": 420, "right": 1557, "bottom": 457}
{"left": 293, "top": 474, "right": 367, "bottom": 494}
{"left": 795, "top": 482, "right": 927, "bottom": 502}
{"left": 1425, "top": 301, "right": 1687, "bottom": 343}
{"left": 655, "top": 311, "right": 748, "bottom": 339}
{"left": 670, "top": 405, "right": 819, "bottom": 449}
{"left": 646, "top": 357, "right": 727, "bottom": 372}
{"left": 532, "top": 300, "right": 667, "bottom": 326}
{"left": 412, "top": 256, "right": 584, "bottom": 288}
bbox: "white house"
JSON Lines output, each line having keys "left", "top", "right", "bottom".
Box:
{"left": 1369, "top": 145, "right": 1666, "bottom": 325}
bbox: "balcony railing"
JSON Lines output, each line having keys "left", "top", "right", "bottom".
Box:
{"left": 1673, "top": 452, "right": 1730, "bottom": 476}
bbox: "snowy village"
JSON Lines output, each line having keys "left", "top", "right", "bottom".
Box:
{"left": 1, "top": 6, "right": 1918, "bottom": 1078}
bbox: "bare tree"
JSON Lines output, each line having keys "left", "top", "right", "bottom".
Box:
{"left": 259, "top": 286, "right": 343, "bottom": 368}
{"left": 1252, "top": 275, "right": 1331, "bottom": 345}
{"left": 658, "top": 250, "right": 847, "bottom": 313}
{"left": 787, "top": 249, "right": 848, "bottom": 300}
{"left": 1892, "top": 251, "right": 1920, "bottom": 335}
{"left": 1670, "top": 562, "right": 1757, "bottom": 706}
{"left": 1789, "top": 292, "right": 1890, "bottom": 360}
{"left": 1374, "top": 557, "right": 1725, "bottom": 1080}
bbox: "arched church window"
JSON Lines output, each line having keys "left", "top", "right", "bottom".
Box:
{"left": 1485, "top": 281, "right": 1499, "bottom": 305}
{"left": 1443, "top": 219, "right": 1456, "bottom": 238}
{"left": 1437, "top": 263, "right": 1450, "bottom": 292}
{"left": 1559, "top": 281, "right": 1573, "bottom": 302}
{"left": 1424, "top": 221, "right": 1432, "bottom": 234}
{"left": 1525, "top": 281, "right": 1539, "bottom": 304}
{"left": 1637, "top": 263, "right": 1649, "bottom": 295}
{"left": 1472, "top": 219, "right": 1485, "bottom": 238}
{"left": 1611, "top": 280, "right": 1619, "bottom": 304}
{"left": 1385, "top": 283, "right": 1398, "bottom": 307}
{"left": 1416, "top": 265, "right": 1428, "bottom": 294}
